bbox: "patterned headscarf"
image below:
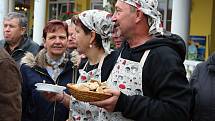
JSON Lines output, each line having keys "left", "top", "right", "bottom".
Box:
{"left": 78, "top": 10, "right": 114, "bottom": 54}
{"left": 119, "top": 0, "right": 163, "bottom": 35}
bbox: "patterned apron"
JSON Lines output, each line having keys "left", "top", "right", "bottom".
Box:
{"left": 70, "top": 50, "right": 150, "bottom": 121}
{"left": 70, "top": 55, "right": 106, "bottom": 121}
{"left": 98, "top": 50, "right": 150, "bottom": 121}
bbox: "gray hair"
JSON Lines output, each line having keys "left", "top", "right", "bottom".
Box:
{"left": 4, "top": 12, "right": 28, "bottom": 28}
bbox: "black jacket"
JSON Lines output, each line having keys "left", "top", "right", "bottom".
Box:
{"left": 0, "top": 36, "right": 40, "bottom": 65}
{"left": 190, "top": 53, "right": 215, "bottom": 121}
{"left": 114, "top": 33, "right": 193, "bottom": 121}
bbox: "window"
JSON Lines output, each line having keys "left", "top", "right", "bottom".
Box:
{"left": 158, "top": 0, "right": 172, "bottom": 31}
{"left": 91, "top": 0, "right": 103, "bottom": 10}
{"left": 49, "top": 0, "right": 75, "bottom": 20}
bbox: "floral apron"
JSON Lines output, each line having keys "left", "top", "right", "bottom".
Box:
{"left": 70, "top": 55, "right": 106, "bottom": 121}
{"left": 98, "top": 50, "right": 150, "bottom": 121}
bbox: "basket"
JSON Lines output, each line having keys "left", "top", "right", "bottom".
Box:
{"left": 67, "top": 83, "right": 112, "bottom": 102}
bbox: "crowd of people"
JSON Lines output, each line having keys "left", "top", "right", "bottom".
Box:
{"left": 0, "top": 0, "right": 214, "bottom": 121}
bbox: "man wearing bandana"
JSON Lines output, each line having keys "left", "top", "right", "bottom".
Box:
{"left": 90, "top": 0, "right": 193, "bottom": 121}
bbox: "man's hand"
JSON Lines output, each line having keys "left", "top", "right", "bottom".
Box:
{"left": 89, "top": 89, "right": 120, "bottom": 112}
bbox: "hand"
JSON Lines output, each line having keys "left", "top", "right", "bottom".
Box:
{"left": 66, "top": 118, "right": 73, "bottom": 121}
{"left": 42, "top": 91, "right": 64, "bottom": 102}
{"left": 89, "top": 89, "right": 120, "bottom": 112}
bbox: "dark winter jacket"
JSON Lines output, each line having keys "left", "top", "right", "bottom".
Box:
{"left": 0, "top": 35, "right": 40, "bottom": 65}
{"left": 190, "top": 53, "right": 215, "bottom": 121}
{"left": 0, "top": 48, "right": 22, "bottom": 121}
{"left": 20, "top": 49, "right": 74, "bottom": 121}
{"left": 114, "top": 33, "right": 193, "bottom": 121}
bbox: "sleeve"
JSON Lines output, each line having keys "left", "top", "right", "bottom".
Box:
{"left": 0, "top": 58, "right": 22, "bottom": 121}
{"left": 188, "top": 63, "right": 201, "bottom": 120}
{"left": 189, "top": 64, "right": 200, "bottom": 87}
{"left": 114, "top": 47, "right": 193, "bottom": 121}
{"left": 20, "top": 64, "right": 32, "bottom": 121}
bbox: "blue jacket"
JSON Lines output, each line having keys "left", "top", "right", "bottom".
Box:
{"left": 20, "top": 50, "right": 74, "bottom": 121}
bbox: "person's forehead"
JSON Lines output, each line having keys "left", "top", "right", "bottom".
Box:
{"left": 4, "top": 18, "right": 20, "bottom": 24}
{"left": 115, "top": 0, "right": 130, "bottom": 8}
{"left": 47, "top": 29, "right": 67, "bottom": 35}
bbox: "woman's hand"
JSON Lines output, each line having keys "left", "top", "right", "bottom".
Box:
{"left": 42, "top": 91, "right": 70, "bottom": 108}
{"left": 42, "top": 91, "right": 64, "bottom": 102}
{"left": 89, "top": 89, "right": 120, "bottom": 112}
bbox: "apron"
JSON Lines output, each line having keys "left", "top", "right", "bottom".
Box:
{"left": 98, "top": 50, "right": 150, "bottom": 121}
{"left": 70, "top": 55, "right": 106, "bottom": 121}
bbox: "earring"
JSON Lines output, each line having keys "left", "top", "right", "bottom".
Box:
{"left": 89, "top": 44, "right": 93, "bottom": 48}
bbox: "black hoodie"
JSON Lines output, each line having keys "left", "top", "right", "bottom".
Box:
{"left": 114, "top": 33, "right": 193, "bottom": 121}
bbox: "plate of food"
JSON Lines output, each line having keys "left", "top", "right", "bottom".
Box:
{"left": 67, "top": 80, "right": 112, "bottom": 102}
{"left": 35, "top": 83, "right": 66, "bottom": 93}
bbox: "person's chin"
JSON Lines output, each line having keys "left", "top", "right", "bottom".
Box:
{"left": 52, "top": 52, "right": 65, "bottom": 57}
{"left": 4, "top": 38, "right": 12, "bottom": 42}
{"left": 52, "top": 49, "right": 65, "bottom": 54}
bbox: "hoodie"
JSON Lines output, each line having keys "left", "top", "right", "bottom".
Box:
{"left": 114, "top": 33, "right": 192, "bottom": 121}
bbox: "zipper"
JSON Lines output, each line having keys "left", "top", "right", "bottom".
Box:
{"left": 35, "top": 67, "right": 65, "bottom": 121}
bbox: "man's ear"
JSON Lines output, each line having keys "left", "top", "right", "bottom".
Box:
{"left": 21, "top": 27, "right": 27, "bottom": 35}
{"left": 136, "top": 10, "right": 145, "bottom": 23}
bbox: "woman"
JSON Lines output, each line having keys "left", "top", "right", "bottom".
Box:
{"left": 48, "top": 10, "right": 118, "bottom": 121}
{"left": 20, "top": 20, "right": 74, "bottom": 121}
{"left": 190, "top": 52, "right": 215, "bottom": 121}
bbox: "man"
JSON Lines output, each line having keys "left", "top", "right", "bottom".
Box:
{"left": 65, "top": 19, "right": 77, "bottom": 52}
{"left": 65, "top": 19, "right": 85, "bottom": 66}
{"left": 90, "top": 0, "right": 193, "bottom": 121}
{"left": 112, "top": 26, "right": 123, "bottom": 49}
{"left": 0, "top": 12, "right": 40, "bottom": 65}
{"left": 0, "top": 48, "right": 22, "bottom": 121}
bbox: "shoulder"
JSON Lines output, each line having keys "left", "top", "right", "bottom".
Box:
{"left": 149, "top": 46, "right": 184, "bottom": 66}
{"left": 0, "top": 40, "right": 5, "bottom": 47}
{"left": 24, "top": 37, "right": 40, "bottom": 54}
{"left": 189, "top": 62, "right": 207, "bottom": 85}
{"left": 103, "top": 51, "right": 119, "bottom": 66}
{"left": 0, "top": 48, "right": 10, "bottom": 60}
{"left": 20, "top": 63, "right": 33, "bottom": 72}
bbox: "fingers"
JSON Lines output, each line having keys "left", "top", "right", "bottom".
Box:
{"left": 90, "top": 96, "right": 117, "bottom": 112}
{"left": 41, "top": 92, "right": 61, "bottom": 102}
{"left": 89, "top": 89, "right": 121, "bottom": 112}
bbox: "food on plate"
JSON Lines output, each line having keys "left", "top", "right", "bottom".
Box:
{"left": 73, "top": 79, "right": 109, "bottom": 93}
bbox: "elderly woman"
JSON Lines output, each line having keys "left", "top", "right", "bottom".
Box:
{"left": 20, "top": 20, "right": 74, "bottom": 121}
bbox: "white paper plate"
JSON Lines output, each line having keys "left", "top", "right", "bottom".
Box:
{"left": 35, "top": 83, "right": 66, "bottom": 93}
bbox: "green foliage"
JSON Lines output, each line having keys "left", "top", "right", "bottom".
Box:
{"left": 58, "top": 12, "right": 74, "bottom": 21}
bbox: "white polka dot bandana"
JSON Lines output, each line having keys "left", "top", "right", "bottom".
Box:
{"left": 120, "top": 0, "right": 163, "bottom": 34}
{"left": 79, "top": 10, "right": 114, "bottom": 54}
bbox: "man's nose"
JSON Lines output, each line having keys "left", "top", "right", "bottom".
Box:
{"left": 4, "top": 26, "right": 10, "bottom": 31}
{"left": 111, "top": 12, "right": 117, "bottom": 22}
